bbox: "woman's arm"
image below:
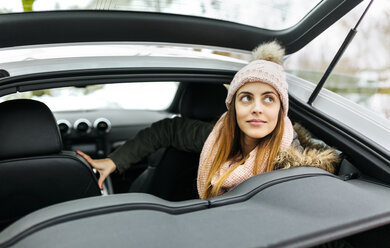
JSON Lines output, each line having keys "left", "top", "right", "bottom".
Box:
{"left": 108, "top": 117, "right": 213, "bottom": 173}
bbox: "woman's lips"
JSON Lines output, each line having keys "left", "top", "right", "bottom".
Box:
{"left": 247, "top": 119, "right": 266, "bottom": 126}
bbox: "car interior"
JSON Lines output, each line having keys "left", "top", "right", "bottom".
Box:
{"left": 0, "top": 79, "right": 357, "bottom": 225}
{"left": 0, "top": 81, "right": 229, "bottom": 229}
{"left": 1, "top": 79, "right": 390, "bottom": 247}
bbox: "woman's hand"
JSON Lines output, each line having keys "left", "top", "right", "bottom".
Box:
{"left": 76, "top": 150, "right": 117, "bottom": 190}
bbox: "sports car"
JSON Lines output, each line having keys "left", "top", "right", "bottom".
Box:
{"left": 0, "top": 0, "right": 390, "bottom": 247}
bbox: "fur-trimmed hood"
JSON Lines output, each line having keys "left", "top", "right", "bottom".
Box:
{"left": 273, "top": 124, "right": 340, "bottom": 174}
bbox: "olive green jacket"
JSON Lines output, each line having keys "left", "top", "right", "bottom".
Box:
{"left": 109, "top": 117, "right": 213, "bottom": 173}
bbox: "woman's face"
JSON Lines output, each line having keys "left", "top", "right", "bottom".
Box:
{"left": 235, "top": 81, "right": 281, "bottom": 147}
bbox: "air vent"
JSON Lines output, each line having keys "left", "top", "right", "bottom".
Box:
{"left": 74, "top": 119, "right": 92, "bottom": 134}
{"left": 94, "top": 118, "right": 111, "bottom": 133}
{"left": 57, "top": 119, "right": 72, "bottom": 135}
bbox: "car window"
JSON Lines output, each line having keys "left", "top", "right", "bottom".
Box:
{"left": 284, "top": 1, "right": 390, "bottom": 121}
{"left": 0, "top": 82, "right": 179, "bottom": 111}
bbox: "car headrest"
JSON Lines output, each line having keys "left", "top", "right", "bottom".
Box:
{"left": 179, "top": 83, "right": 227, "bottom": 121}
{"left": 0, "top": 99, "right": 62, "bottom": 160}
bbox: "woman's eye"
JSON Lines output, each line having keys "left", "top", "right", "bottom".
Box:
{"left": 264, "top": 96, "right": 274, "bottom": 103}
{"left": 241, "top": 95, "right": 251, "bottom": 102}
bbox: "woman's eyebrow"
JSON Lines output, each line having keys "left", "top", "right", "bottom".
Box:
{"left": 237, "top": 91, "right": 253, "bottom": 96}
{"left": 261, "top": 91, "right": 277, "bottom": 96}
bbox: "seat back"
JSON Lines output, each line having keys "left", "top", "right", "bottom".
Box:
{"left": 0, "top": 99, "right": 101, "bottom": 230}
{"left": 129, "top": 83, "right": 227, "bottom": 201}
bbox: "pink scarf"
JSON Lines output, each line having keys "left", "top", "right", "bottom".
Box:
{"left": 197, "top": 113, "right": 293, "bottom": 198}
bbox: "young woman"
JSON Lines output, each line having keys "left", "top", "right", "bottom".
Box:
{"left": 197, "top": 41, "right": 295, "bottom": 199}
{"left": 78, "top": 41, "right": 339, "bottom": 199}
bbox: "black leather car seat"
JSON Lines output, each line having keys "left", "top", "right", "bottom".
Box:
{"left": 129, "top": 83, "right": 227, "bottom": 201}
{"left": 0, "top": 99, "right": 101, "bottom": 230}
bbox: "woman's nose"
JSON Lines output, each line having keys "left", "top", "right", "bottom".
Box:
{"left": 251, "top": 100, "right": 263, "bottom": 114}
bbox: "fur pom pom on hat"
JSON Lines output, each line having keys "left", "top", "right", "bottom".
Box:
{"left": 251, "top": 40, "right": 285, "bottom": 64}
{"left": 225, "top": 40, "right": 289, "bottom": 116}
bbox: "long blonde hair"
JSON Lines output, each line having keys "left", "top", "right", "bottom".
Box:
{"left": 202, "top": 95, "right": 285, "bottom": 199}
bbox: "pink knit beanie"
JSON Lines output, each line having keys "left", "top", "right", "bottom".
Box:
{"left": 225, "top": 40, "right": 293, "bottom": 149}
{"left": 225, "top": 41, "right": 289, "bottom": 116}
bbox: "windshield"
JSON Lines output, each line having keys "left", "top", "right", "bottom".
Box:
{"left": 0, "top": 82, "right": 179, "bottom": 111}
{"left": 0, "top": 0, "right": 322, "bottom": 30}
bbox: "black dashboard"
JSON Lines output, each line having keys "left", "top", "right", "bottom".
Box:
{"left": 53, "top": 109, "right": 173, "bottom": 158}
